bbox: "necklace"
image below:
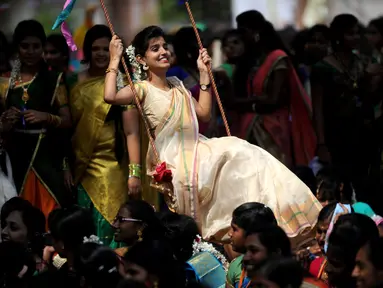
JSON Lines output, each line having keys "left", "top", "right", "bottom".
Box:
{"left": 17, "top": 73, "right": 37, "bottom": 105}
{"left": 332, "top": 53, "right": 358, "bottom": 89}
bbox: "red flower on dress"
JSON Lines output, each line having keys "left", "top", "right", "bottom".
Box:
{"left": 153, "top": 162, "right": 172, "bottom": 182}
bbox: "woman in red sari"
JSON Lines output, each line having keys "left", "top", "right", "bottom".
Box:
{"left": 234, "top": 12, "right": 316, "bottom": 168}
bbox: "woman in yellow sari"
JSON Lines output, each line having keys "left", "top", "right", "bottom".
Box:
{"left": 68, "top": 25, "right": 141, "bottom": 246}
{"left": 104, "top": 26, "right": 321, "bottom": 243}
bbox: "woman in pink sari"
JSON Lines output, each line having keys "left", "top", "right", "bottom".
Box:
{"left": 103, "top": 26, "right": 321, "bottom": 243}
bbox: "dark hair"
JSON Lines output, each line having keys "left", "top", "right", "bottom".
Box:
{"left": 132, "top": 25, "right": 166, "bottom": 58}
{"left": 236, "top": 10, "right": 265, "bottom": 31}
{"left": 255, "top": 256, "right": 304, "bottom": 288}
{"left": 48, "top": 206, "right": 95, "bottom": 251}
{"left": 79, "top": 243, "right": 122, "bottom": 288}
{"left": 232, "top": 202, "right": 277, "bottom": 231}
{"left": 328, "top": 213, "right": 379, "bottom": 259}
{"left": 117, "top": 279, "right": 147, "bottom": 288}
{"left": 82, "top": 24, "right": 112, "bottom": 64}
{"left": 330, "top": 14, "right": 359, "bottom": 49}
{"left": 316, "top": 167, "right": 353, "bottom": 203}
{"left": 12, "top": 20, "right": 46, "bottom": 52}
{"left": 172, "top": 26, "right": 201, "bottom": 68}
{"left": 158, "top": 211, "right": 199, "bottom": 262}
{"left": 317, "top": 202, "right": 337, "bottom": 222}
{"left": 308, "top": 24, "right": 331, "bottom": 41}
{"left": 369, "top": 17, "right": 383, "bottom": 36}
{"left": 124, "top": 239, "right": 185, "bottom": 287}
{"left": 0, "top": 242, "right": 36, "bottom": 287}
{"left": 246, "top": 224, "right": 292, "bottom": 257}
{"left": 121, "top": 200, "right": 167, "bottom": 241}
{"left": 0, "top": 31, "right": 11, "bottom": 72}
{"left": 46, "top": 34, "right": 70, "bottom": 66}
{"left": 1, "top": 197, "right": 46, "bottom": 257}
{"left": 293, "top": 166, "right": 317, "bottom": 195}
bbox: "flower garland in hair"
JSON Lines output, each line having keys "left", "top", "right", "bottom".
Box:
{"left": 83, "top": 235, "right": 103, "bottom": 245}
{"left": 125, "top": 45, "right": 142, "bottom": 81}
{"left": 10, "top": 58, "right": 22, "bottom": 88}
{"left": 116, "top": 70, "right": 124, "bottom": 91}
{"left": 192, "top": 235, "right": 228, "bottom": 271}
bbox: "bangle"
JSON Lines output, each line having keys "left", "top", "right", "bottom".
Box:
{"left": 47, "top": 114, "right": 62, "bottom": 128}
{"left": 62, "top": 157, "right": 70, "bottom": 171}
{"left": 106, "top": 67, "right": 118, "bottom": 74}
{"left": 129, "top": 163, "right": 141, "bottom": 178}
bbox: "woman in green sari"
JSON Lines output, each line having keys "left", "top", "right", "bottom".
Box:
{"left": 0, "top": 20, "right": 72, "bottom": 220}
{"left": 68, "top": 25, "right": 141, "bottom": 246}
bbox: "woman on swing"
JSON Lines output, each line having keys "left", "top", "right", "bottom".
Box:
{"left": 104, "top": 26, "right": 321, "bottom": 242}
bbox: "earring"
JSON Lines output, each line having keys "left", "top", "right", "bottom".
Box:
{"left": 142, "top": 63, "right": 149, "bottom": 71}
{"left": 137, "top": 229, "right": 143, "bottom": 242}
{"left": 153, "top": 281, "right": 159, "bottom": 288}
{"left": 254, "top": 33, "right": 260, "bottom": 42}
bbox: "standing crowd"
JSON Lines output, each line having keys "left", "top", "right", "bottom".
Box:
{"left": 0, "top": 6, "right": 382, "bottom": 288}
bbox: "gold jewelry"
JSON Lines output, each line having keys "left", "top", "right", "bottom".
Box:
{"left": 18, "top": 73, "right": 38, "bottom": 104}
{"left": 62, "top": 157, "right": 70, "bottom": 171}
{"left": 137, "top": 229, "right": 143, "bottom": 242}
{"left": 106, "top": 67, "right": 118, "bottom": 74}
{"left": 47, "top": 114, "right": 62, "bottom": 128}
{"left": 129, "top": 163, "right": 141, "bottom": 178}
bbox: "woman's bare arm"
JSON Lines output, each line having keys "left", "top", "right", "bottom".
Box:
{"left": 193, "top": 71, "right": 212, "bottom": 122}
{"left": 123, "top": 107, "right": 141, "bottom": 165}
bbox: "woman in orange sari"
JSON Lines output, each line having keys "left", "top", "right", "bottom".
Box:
{"left": 234, "top": 14, "right": 316, "bottom": 168}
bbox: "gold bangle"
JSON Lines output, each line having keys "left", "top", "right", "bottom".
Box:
{"left": 106, "top": 67, "right": 118, "bottom": 74}
{"left": 129, "top": 163, "right": 141, "bottom": 178}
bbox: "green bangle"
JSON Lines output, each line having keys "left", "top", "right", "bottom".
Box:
{"left": 129, "top": 163, "right": 141, "bottom": 178}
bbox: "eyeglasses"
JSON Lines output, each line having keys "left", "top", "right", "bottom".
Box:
{"left": 114, "top": 216, "right": 142, "bottom": 223}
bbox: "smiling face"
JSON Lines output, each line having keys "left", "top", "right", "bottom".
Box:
{"left": 44, "top": 42, "right": 67, "bottom": 70}
{"left": 243, "top": 234, "right": 269, "bottom": 278}
{"left": 113, "top": 207, "right": 142, "bottom": 246}
{"left": 352, "top": 244, "right": 379, "bottom": 288}
{"left": 90, "top": 37, "right": 110, "bottom": 70}
{"left": 18, "top": 36, "right": 43, "bottom": 67}
{"left": 137, "top": 36, "right": 171, "bottom": 72}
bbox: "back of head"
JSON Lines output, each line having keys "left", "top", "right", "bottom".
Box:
{"left": 254, "top": 256, "right": 303, "bottom": 288}
{"left": 124, "top": 239, "right": 185, "bottom": 287}
{"left": 158, "top": 211, "right": 199, "bottom": 262}
{"left": 48, "top": 206, "right": 95, "bottom": 251}
{"left": 329, "top": 213, "right": 379, "bottom": 255}
{"left": 236, "top": 10, "right": 265, "bottom": 31}
{"left": 80, "top": 243, "right": 121, "bottom": 288}
{"left": 318, "top": 202, "right": 337, "bottom": 222}
{"left": 46, "top": 34, "right": 70, "bottom": 62}
{"left": 232, "top": 202, "right": 277, "bottom": 231}
{"left": 173, "top": 26, "right": 201, "bottom": 67}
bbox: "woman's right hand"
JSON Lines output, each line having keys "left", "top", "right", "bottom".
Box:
{"left": 109, "top": 35, "right": 124, "bottom": 62}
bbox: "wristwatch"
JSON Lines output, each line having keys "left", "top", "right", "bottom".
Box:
{"left": 200, "top": 83, "right": 211, "bottom": 91}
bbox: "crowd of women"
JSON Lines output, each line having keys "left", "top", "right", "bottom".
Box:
{"left": 0, "top": 5, "right": 383, "bottom": 288}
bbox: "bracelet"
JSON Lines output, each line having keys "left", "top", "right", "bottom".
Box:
{"left": 106, "top": 67, "right": 118, "bottom": 74}
{"left": 47, "top": 114, "right": 62, "bottom": 128}
{"left": 62, "top": 157, "right": 70, "bottom": 171}
{"left": 129, "top": 163, "right": 141, "bottom": 178}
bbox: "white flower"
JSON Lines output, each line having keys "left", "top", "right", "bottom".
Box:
{"left": 192, "top": 235, "right": 228, "bottom": 271}
{"left": 83, "top": 234, "right": 103, "bottom": 245}
{"left": 125, "top": 45, "right": 142, "bottom": 81}
{"left": 10, "top": 58, "right": 22, "bottom": 88}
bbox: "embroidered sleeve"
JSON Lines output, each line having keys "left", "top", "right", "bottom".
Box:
{"left": 54, "top": 83, "right": 69, "bottom": 108}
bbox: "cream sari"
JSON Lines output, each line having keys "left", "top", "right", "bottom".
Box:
{"left": 136, "top": 77, "right": 321, "bottom": 241}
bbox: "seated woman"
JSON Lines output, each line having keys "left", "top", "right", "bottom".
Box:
{"left": 104, "top": 25, "right": 321, "bottom": 244}
{"left": 1, "top": 197, "right": 46, "bottom": 275}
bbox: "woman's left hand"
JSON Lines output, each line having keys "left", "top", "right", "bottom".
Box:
{"left": 22, "top": 110, "right": 48, "bottom": 124}
{"left": 197, "top": 48, "right": 212, "bottom": 73}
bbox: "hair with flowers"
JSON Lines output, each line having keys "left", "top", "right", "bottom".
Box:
{"left": 83, "top": 235, "right": 103, "bottom": 245}
{"left": 192, "top": 235, "right": 228, "bottom": 270}
{"left": 125, "top": 45, "right": 144, "bottom": 81}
